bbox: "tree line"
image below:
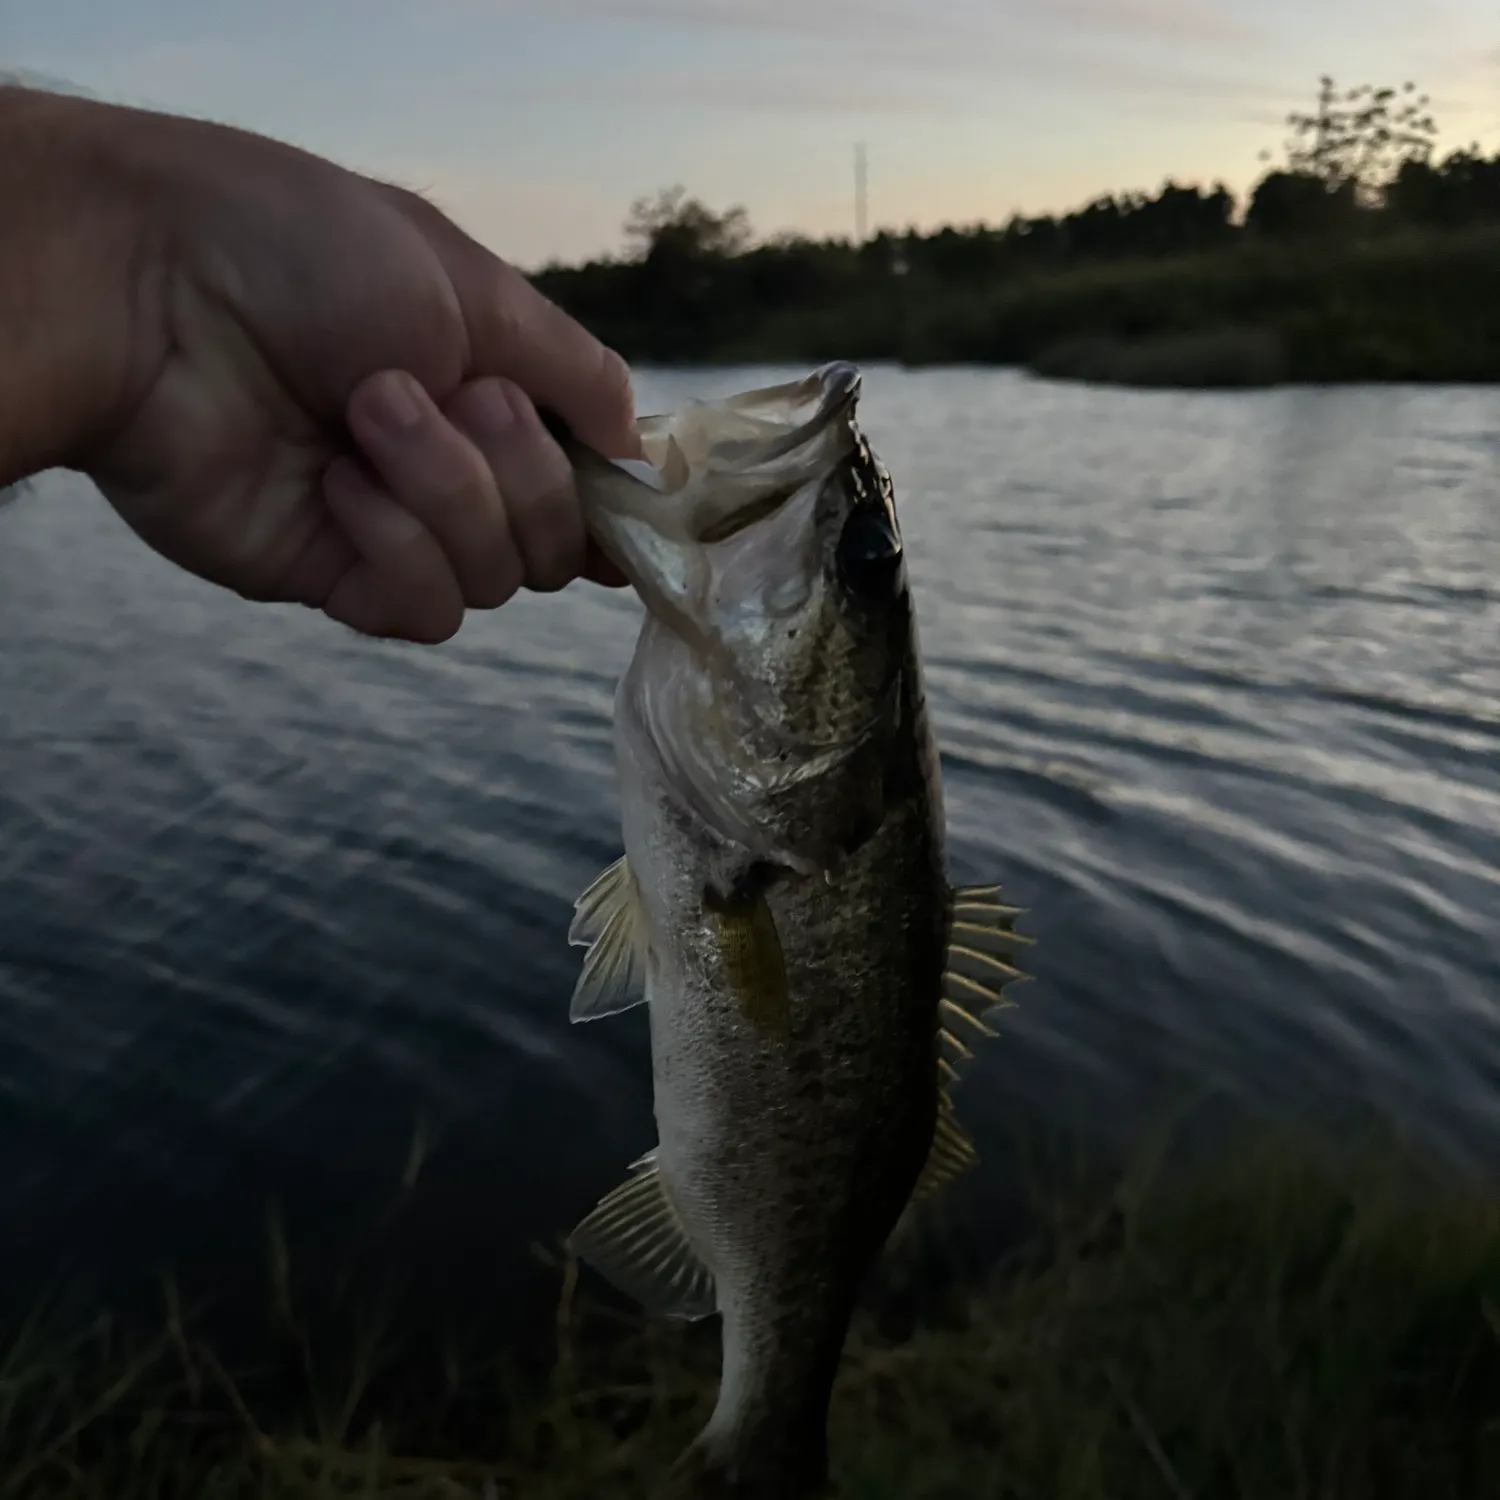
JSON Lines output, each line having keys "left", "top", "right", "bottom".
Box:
{"left": 530, "top": 77, "right": 1500, "bottom": 373}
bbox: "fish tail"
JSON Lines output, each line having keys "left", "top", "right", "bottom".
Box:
{"left": 655, "top": 1428, "right": 831, "bottom": 1500}
{"left": 654, "top": 1298, "right": 840, "bottom": 1499}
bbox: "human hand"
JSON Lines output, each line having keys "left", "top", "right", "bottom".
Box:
{"left": 13, "top": 87, "right": 634, "bottom": 642}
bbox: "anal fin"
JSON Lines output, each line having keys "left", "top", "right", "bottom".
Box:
{"left": 567, "top": 856, "right": 647, "bottom": 1022}
{"left": 567, "top": 1150, "right": 717, "bottom": 1322}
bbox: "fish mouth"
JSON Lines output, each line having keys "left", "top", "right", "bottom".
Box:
{"left": 542, "top": 362, "right": 867, "bottom": 623}
{"left": 694, "top": 361, "right": 862, "bottom": 471}
{"left": 541, "top": 361, "right": 862, "bottom": 502}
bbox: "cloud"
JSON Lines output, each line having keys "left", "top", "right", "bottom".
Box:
{"left": 562, "top": 68, "right": 959, "bottom": 117}
{"left": 480, "top": 0, "right": 1278, "bottom": 123}
{"left": 492, "top": 67, "right": 1271, "bottom": 140}
{"left": 472, "top": 0, "right": 1259, "bottom": 49}
{"left": 436, "top": 0, "right": 1278, "bottom": 139}
{"left": 1045, "top": 0, "right": 1258, "bottom": 45}
{"left": 478, "top": 0, "right": 982, "bottom": 44}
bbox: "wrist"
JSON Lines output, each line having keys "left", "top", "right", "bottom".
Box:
{"left": 0, "top": 86, "right": 164, "bottom": 486}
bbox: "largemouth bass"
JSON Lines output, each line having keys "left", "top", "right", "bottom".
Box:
{"left": 552, "top": 364, "right": 1030, "bottom": 1498}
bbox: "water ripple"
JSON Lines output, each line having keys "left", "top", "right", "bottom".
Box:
{"left": 0, "top": 370, "right": 1497, "bottom": 1311}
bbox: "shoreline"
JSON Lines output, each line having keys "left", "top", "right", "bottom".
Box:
{"left": 9, "top": 1120, "right": 1498, "bottom": 1497}
{"left": 621, "top": 354, "right": 1500, "bottom": 393}
{"left": 536, "top": 226, "right": 1500, "bottom": 393}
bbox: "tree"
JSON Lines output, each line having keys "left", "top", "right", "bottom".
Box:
{"left": 1246, "top": 170, "right": 1357, "bottom": 238}
{"left": 622, "top": 186, "right": 753, "bottom": 262}
{"left": 1387, "top": 147, "right": 1500, "bottom": 229}
{"left": 1280, "top": 76, "right": 1438, "bottom": 204}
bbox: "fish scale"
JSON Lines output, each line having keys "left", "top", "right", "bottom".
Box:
{"left": 549, "top": 364, "right": 1033, "bottom": 1498}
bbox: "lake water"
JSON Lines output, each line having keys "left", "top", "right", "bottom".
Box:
{"left": 2, "top": 366, "right": 1498, "bottom": 1335}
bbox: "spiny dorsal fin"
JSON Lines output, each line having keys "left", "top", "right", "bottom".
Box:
{"left": 567, "top": 856, "right": 647, "bottom": 1022}
{"left": 888, "top": 1096, "right": 981, "bottom": 1247}
{"left": 568, "top": 1151, "right": 717, "bottom": 1322}
{"left": 890, "top": 883, "right": 1032, "bottom": 1249}
{"left": 911, "top": 1095, "right": 980, "bottom": 1202}
{"left": 938, "top": 882, "right": 1032, "bottom": 1097}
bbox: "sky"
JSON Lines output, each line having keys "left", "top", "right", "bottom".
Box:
{"left": 7, "top": 0, "right": 1498, "bottom": 269}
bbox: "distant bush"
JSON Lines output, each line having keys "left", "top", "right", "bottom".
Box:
{"left": 1030, "top": 327, "right": 1287, "bottom": 388}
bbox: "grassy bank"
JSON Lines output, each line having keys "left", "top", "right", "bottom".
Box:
{"left": 535, "top": 227, "right": 1500, "bottom": 389}
{"left": 3, "top": 1125, "right": 1499, "bottom": 1497}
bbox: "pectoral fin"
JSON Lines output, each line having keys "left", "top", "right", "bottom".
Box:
{"left": 704, "top": 887, "right": 792, "bottom": 1043}
{"left": 568, "top": 1150, "right": 717, "bottom": 1322}
{"left": 567, "top": 856, "right": 647, "bottom": 1022}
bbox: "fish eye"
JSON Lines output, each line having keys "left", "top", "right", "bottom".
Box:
{"left": 836, "top": 507, "right": 903, "bottom": 602}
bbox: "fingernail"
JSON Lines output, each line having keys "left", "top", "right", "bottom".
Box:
{"left": 362, "top": 371, "right": 424, "bottom": 434}
{"left": 466, "top": 378, "right": 516, "bottom": 437}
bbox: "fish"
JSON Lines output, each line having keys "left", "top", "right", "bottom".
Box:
{"left": 549, "top": 363, "right": 1031, "bottom": 1499}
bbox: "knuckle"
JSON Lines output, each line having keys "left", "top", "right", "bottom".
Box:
{"left": 382, "top": 182, "right": 435, "bottom": 225}
{"left": 486, "top": 265, "right": 530, "bottom": 353}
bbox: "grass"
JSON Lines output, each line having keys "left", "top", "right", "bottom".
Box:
{"left": 1, "top": 1123, "right": 1498, "bottom": 1498}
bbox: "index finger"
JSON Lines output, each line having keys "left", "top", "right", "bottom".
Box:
{"left": 394, "top": 191, "right": 640, "bottom": 460}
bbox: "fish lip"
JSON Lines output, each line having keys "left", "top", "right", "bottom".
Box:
{"left": 598, "top": 362, "right": 862, "bottom": 486}
{"left": 674, "top": 363, "right": 862, "bottom": 549}
{"left": 748, "top": 362, "right": 862, "bottom": 467}
{"left": 815, "top": 360, "right": 863, "bottom": 410}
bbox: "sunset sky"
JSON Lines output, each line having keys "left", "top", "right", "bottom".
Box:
{"left": 10, "top": 0, "right": 1498, "bottom": 268}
